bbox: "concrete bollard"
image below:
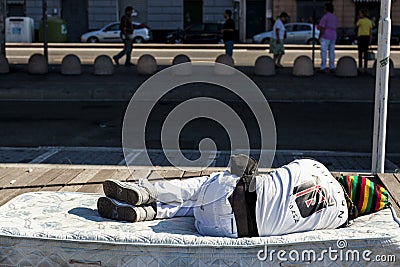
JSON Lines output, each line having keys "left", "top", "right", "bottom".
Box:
{"left": 373, "top": 58, "right": 395, "bottom": 77}
{"left": 172, "top": 54, "right": 191, "bottom": 65}
{"left": 0, "top": 54, "right": 9, "bottom": 74}
{"left": 94, "top": 55, "right": 114, "bottom": 76}
{"left": 61, "top": 54, "right": 82, "bottom": 75}
{"left": 254, "top": 56, "right": 275, "bottom": 76}
{"left": 293, "top": 55, "right": 314, "bottom": 77}
{"left": 137, "top": 54, "right": 158, "bottom": 75}
{"left": 28, "top": 54, "right": 48, "bottom": 75}
{"left": 335, "top": 56, "right": 358, "bottom": 77}
{"left": 214, "top": 54, "right": 235, "bottom": 75}
{"left": 172, "top": 54, "right": 192, "bottom": 76}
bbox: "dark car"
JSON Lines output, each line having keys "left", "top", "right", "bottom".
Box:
{"left": 166, "top": 23, "right": 224, "bottom": 44}
{"left": 336, "top": 27, "right": 357, "bottom": 45}
{"left": 337, "top": 25, "right": 400, "bottom": 45}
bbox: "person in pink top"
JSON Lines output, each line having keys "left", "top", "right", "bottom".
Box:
{"left": 318, "top": 3, "right": 338, "bottom": 73}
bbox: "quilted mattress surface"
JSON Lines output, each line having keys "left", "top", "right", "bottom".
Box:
{"left": 0, "top": 191, "right": 399, "bottom": 266}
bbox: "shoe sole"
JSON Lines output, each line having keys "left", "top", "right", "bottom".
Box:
{"left": 103, "top": 179, "right": 141, "bottom": 206}
{"left": 97, "top": 197, "right": 137, "bottom": 222}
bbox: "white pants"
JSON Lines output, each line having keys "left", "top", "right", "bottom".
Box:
{"left": 320, "top": 37, "right": 336, "bottom": 70}
{"left": 154, "top": 172, "right": 240, "bottom": 237}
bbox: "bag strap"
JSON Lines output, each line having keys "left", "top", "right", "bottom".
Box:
{"left": 388, "top": 203, "right": 400, "bottom": 227}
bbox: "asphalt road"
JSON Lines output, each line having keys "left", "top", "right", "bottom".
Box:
{"left": 0, "top": 101, "right": 398, "bottom": 164}
{"left": 5, "top": 44, "right": 400, "bottom": 67}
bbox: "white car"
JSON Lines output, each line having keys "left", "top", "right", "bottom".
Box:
{"left": 81, "top": 22, "right": 152, "bottom": 43}
{"left": 253, "top": 23, "right": 320, "bottom": 44}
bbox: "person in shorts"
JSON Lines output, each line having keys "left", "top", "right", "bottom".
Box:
{"left": 270, "top": 12, "right": 289, "bottom": 68}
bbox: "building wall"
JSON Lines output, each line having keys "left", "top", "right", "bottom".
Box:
{"left": 147, "top": 0, "right": 183, "bottom": 30}
{"left": 273, "top": 0, "right": 296, "bottom": 23}
{"left": 391, "top": 2, "right": 400, "bottom": 25}
{"left": 26, "top": 0, "right": 60, "bottom": 29}
{"left": 334, "top": 0, "right": 354, "bottom": 28}
{"left": 203, "top": 0, "right": 234, "bottom": 23}
{"left": 88, "top": 0, "right": 117, "bottom": 29}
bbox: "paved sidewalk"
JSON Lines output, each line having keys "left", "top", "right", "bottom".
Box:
{"left": 0, "top": 146, "right": 398, "bottom": 173}
{"left": 0, "top": 64, "right": 399, "bottom": 103}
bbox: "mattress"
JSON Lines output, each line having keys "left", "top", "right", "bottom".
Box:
{"left": 0, "top": 191, "right": 399, "bottom": 267}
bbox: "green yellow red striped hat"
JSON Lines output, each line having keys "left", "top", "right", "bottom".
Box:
{"left": 338, "top": 175, "right": 389, "bottom": 216}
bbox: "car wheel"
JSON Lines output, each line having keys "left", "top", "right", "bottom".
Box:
{"left": 88, "top": 37, "right": 99, "bottom": 43}
{"left": 174, "top": 37, "right": 183, "bottom": 44}
{"left": 133, "top": 37, "right": 144, "bottom": 43}
{"left": 262, "top": 38, "right": 270, "bottom": 44}
{"left": 307, "top": 38, "right": 319, "bottom": 45}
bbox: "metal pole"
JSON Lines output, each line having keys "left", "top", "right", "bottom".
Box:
{"left": 239, "top": 0, "right": 246, "bottom": 43}
{"left": 42, "top": 0, "right": 48, "bottom": 62}
{"left": 311, "top": 0, "right": 316, "bottom": 66}
{"left": 372, "top": 0, "right": 392, "bottom": 174}
{"left": 0, "top": 0, "right": 6, "bottom": 57}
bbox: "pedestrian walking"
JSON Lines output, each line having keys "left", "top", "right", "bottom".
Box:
{"left": 356, "top": 9, "right": 373, "bottom": 71}
{"left": 318, "top": 3, "right": 338, "bottom": 73}
{"left": 97, "top": 156, "right": 349, "bottom": 238}
{"left": 270, "top": 12, "right": 289, "bottom": 68}
{"left": 222, "top": 9, "right": 235, "bottom": 57}
{"left": 113, "top": 6, "right": 134, "bottom": 66}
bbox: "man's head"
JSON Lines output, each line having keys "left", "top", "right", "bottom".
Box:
{"left": 324, "top": 3, "right": 334, "bottom": 14}
{"left": 280, "top": 12, "right": 289, "bottom": 22}
{"left": 125, "top": 6, "right": 134, "bottom": 16}
{"left": 359, "top": 8, "right": 369, "bottom": 18}
{"left": 224, "top": 9, "right": 232, "bottom": 20}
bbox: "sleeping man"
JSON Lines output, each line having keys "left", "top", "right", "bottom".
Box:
{"left": 97, "top": 155, "right": 348, "bottom": 238}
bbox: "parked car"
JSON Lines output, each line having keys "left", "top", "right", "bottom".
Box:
{"left": 80, "top": 22, "right": 152, "bottom": 43}
{"left": 166, "top": 23, "right": 223, "bottom": 44}
{"left": 252, "top": 23, "right": 320, "bottom": 44}
{"left": 336, "top": 27, "right": 358, "bottom": 45}
{"left": 337, "top": 25, "right": 400, "bottom": 45}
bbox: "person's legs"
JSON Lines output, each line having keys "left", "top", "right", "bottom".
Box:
{"left": 98, "top": 175, "right": 212, "bottom": 221}
{"left": 193, "top": 172, "right": 240, "bottom": 237}
{"left": 224, "top": 41, "right": 234, "bottom": 57}
{"left": 358, "top": 42, "right": 363, "bottom": 69}
{"left": 319, "top": 38, "right": 328, "bottom": 70}
{"left": 113, "top": 39, "right": 132, "bottom": 65}
{"left": 362, "top": 37, "right": 370, "bottom": 69}
{"left": 154, "top": 175, "right": 211, "bottom": 218}
{"left": 124, "top": 38, "right": 133, "bottom": 65}
{"left": 328, "top": 39, "right": 336, "bottom": 70}
{"left": 276, "top": 54, "right": 283, "bottom": 67}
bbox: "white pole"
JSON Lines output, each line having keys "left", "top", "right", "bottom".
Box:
{"left": 372, "top": 0, "right": 391, "bottom": 174}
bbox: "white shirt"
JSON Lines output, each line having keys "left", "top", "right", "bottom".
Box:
{"left": 255, "top": 159, "right": 348, "bottom": 237}
{"left": 272, "top": 18, "right": 285, "bottom": 40}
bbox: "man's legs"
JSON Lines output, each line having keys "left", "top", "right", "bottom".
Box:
{"left": 224, "top": 41, "right": 234, "bottom": 57}
{"left": 319, "top": 38, "right": 328, "bottom": 70}
{"left": 328, "top": 39, "right": 336, "bottom": 70}
{"left": 124, "top": 38, "right": 133, "bottom": 65}
{"left": 97, "top": 175, "right": 211, "bottom": 221}
{"left": 154, "top": 175, "right": 210, "bottom": 218}
{"left": 113, "top": 39, "right": 132, "bottom": 65}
